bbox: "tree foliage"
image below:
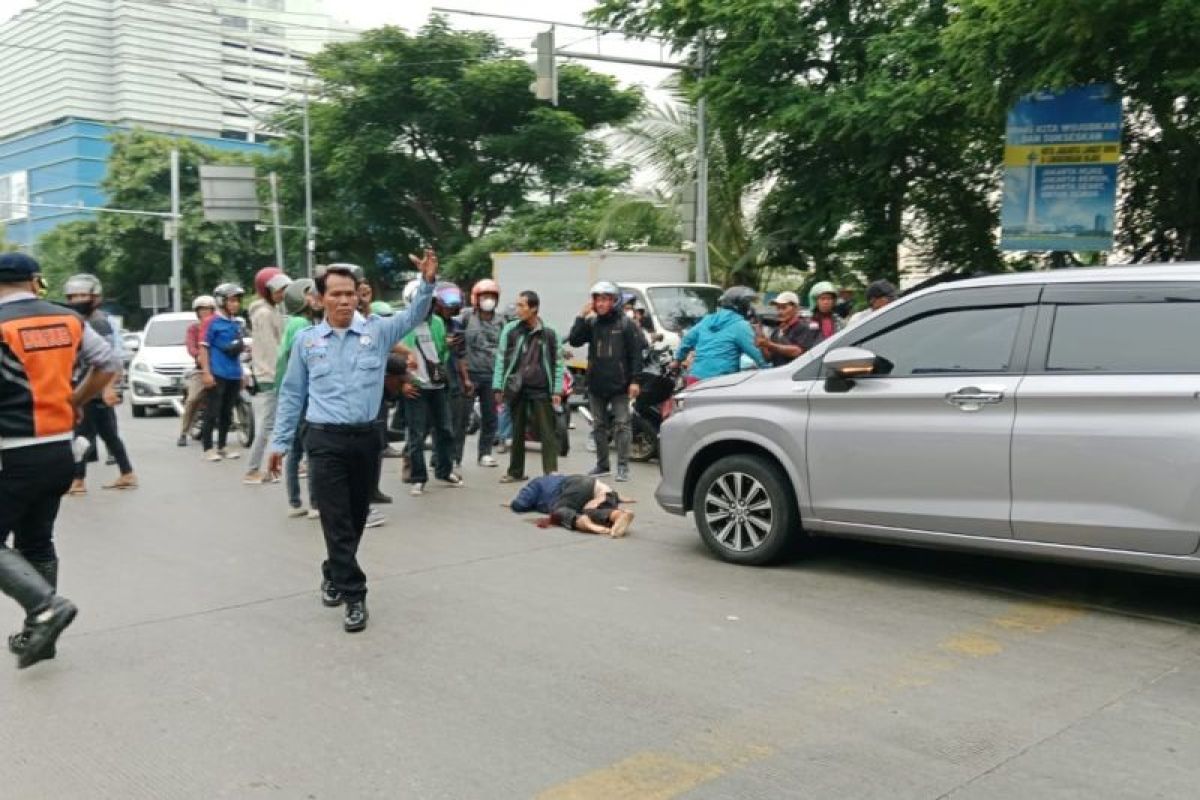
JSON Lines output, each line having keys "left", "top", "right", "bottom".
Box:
{"left": 37, "top": 131, "right": 274, "bottom": 323}
{"left": 442, "top": 188, "right": 680, "bottom": 281}
{"left": 272, "top": 18, "right": 643, "bottom": 278}
{"left": 943, "top": 0, "right": 1200, "bottom": 261}
{"left": 593, "top": 0, "right": 1200, "bottom": 283}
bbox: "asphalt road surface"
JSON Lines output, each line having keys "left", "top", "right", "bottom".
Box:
{"left": 4, "top": 405, "right": 1200, "bottom": 799}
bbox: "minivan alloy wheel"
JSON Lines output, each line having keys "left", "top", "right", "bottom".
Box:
{"left": 704, "top": 472, "right": 773, "bottom": 552}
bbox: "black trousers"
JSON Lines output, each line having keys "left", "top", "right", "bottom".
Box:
{"left": 1, "top": 441, "right": 74, "bottom": 563}
{"left": 75, "top": 402, "right": 134, "bottom": 479}
{"left": 201, "top": 376, "right": 240, "bottom": 451}
{"left": 306, "top": 425, "right": 380, "bottom": 601}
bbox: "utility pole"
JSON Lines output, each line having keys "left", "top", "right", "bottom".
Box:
{"left": 170, "top": 148, "right": 182, "bottom": 312}
{"left": 303, "top": 81, "right": 315, "bottom": 278}
{"left": 694, "top": 36, "right": 710, "bottom": 284}
{"left": 269, "top": 171, "right": 285, "bottom": 270}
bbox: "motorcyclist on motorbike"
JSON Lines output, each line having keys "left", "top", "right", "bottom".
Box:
{"left": 671, "top": 286, "right": 767, "bottom": 384}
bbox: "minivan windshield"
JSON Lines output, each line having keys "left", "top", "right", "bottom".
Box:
{"left": 648, "top": 286, "right": 722, "bottom": 333}
{"left": 143, "top": 319, "right": 193, "bottom": 347}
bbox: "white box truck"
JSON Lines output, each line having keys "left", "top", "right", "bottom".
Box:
{"left": 491, "top": 250, "right": 722, "bottom": 372}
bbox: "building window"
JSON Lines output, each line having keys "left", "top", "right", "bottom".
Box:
{"left": 0, "top": 171, "right": 29, "bottom": 222}
{"left": 220, "top": 130, "right": 249, "bottom": 141}
{"left": 253, "top": 0, "right": 284, "bottom": 10}
{"left": 221, "top": 15, "right": 249, "bottom": 30}
{"left": 255, "top": 22, "right": 284, "bottom": 37}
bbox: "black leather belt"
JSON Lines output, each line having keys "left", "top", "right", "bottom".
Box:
{"left": 307, "top": 422, "right": 377, "bottom": 435}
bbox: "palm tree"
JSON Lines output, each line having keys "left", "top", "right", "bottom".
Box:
{"left": 607, "top": 84, "right": 764, "bottom": 287}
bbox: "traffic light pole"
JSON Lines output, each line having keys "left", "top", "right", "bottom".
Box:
{"left": 436, "top": 6, "right": 711, "bottom": 284}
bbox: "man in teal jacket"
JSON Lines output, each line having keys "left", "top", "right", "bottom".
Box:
{"left": 673, "top": 286, "right": 767, "bottom": 382}
{"left": 493, "top": 290, "right": 564, "bottom": 483}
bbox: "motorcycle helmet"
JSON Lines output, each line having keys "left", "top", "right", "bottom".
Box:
{"left": 589, "top": 281, "right": 620, "bottom": 299}
{"left": 470, "top": 278, "right": 500, "bottom": 306}
{"left": 282, "top": 278, "right": 314, "bottom": 315}
{"left": 717, "top": 286, "right": 758, "bottom": 320}
{"left": 254, "top": 267, "right": 283, "bottom": 299}
{"left": 64, "top": 273, "right": 102, "bottom": 297}
{"left": 192, "top": 294, "right": 216, "bottom": 311}
{"left": 808, "top": 280, "right": 838, "bottom": 309}
{"left": 213, "top": 282, "right": 246, "bottom": 306}
{"left": 435, "top": 282, "right": 464, "bottom": 309}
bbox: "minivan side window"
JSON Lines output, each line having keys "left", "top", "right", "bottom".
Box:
{"left": 1047, "top": 302, "right": 1200, "bottom": 373}
{"left": 859, "top": 306, "right": 1023, "bottom": 377}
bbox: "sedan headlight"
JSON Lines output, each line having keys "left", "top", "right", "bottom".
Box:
{"left": 132, "top": 362, "right": 151, "bottom": 373}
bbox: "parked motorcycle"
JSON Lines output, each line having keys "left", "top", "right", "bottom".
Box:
{"left": 579, "top": 341, "right": 683, "bottom": 463}
{"left": 171, "top": 369, "right": 256, "bottom": 448}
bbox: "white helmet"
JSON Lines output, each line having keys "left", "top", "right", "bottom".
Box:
{"left": 64, "top": 273, "right": 102, "bottom": 296}
{"left": 192, "top": 295, "right": 216, "bottom": 311}
{"left": 589, "top": 281, "right": 620, "bottom": 298}
{"left": 402, "top": 278, "right": 422, "bottom": 305}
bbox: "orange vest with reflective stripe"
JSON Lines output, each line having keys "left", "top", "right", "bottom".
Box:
{"left": 0, "top": 298, "right": 85, "bottom": 439}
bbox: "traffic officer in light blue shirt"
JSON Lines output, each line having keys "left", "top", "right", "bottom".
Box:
{"left": 268, "top": 251, "right": 439, "bottom": 633}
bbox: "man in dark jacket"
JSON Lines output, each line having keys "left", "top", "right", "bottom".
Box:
{"left": 568, "top": 281, "right": 643, "bottom": 482}
{"left": 508, "top": 473, "right": 634, "bottom": 537}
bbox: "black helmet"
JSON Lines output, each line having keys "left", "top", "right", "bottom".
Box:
{"left": 718, "top": 286, "right": 758, "bottom": 319}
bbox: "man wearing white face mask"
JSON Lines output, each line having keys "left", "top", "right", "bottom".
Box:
{"left": 464, "top": 279, "right": 506, "bottom": 467}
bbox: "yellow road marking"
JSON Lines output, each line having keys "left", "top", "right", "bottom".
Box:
{"left": 536, "top": 745, "right": 772, "bottom": 800}
{"left": 537, "top": 601, "right": 1083, "bottom": 798}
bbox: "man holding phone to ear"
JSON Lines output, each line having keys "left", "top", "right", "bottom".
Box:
{"left": 268, "top": 250, "right": 439, "bottom": 634}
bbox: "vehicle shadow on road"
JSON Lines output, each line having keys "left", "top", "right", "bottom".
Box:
{"left": 772, "top": 537, "right": 1200, "bottom": 628}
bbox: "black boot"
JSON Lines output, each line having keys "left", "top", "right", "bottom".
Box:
{"left": 9, "top": 560, "right": 59, "bottom": 660}
{"left": 0, "top": 551, "right": 75, "bottom": 669}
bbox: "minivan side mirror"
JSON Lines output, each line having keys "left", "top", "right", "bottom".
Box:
{"left": 824, "top": 346, "right": 879, "bottom": 379}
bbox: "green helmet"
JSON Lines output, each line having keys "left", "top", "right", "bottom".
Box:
{"left": 808, "top": 280, "right": 837, "bottom": 309}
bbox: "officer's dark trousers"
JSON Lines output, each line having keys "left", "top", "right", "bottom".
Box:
{"left": 305, "top": 425, "right": 380, "bottom": 602}
{"left": 0, "top": 442, "right": 74, "bottom": 610}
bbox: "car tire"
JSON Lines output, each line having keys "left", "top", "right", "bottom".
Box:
{"left": 693, "top": 454, "right": 799, "bottom": 566}
{"left": 132, "top": 404, "right": 147, "bottom": 419}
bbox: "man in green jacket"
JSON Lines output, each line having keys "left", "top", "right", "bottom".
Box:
{"left": 493, "top": 290, "right": 564, "bottom": 483}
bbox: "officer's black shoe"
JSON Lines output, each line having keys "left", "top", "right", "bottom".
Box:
{"left": 370, "top": 490, "right": 393, "bottom": 504}
{"left": 8, "top": 559, "right": 59, "bottom": 661}
{"left": 18, "top": 597, "right": 77, "bottom": 669}
{"left": 344, "top": 600, "right": 368, "bottom": 633}
{"left": 320, "top": 579, "right": 343, "bottom": 608}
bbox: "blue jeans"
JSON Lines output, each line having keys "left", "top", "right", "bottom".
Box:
{"left": 286, "top": 422, "right": 316, "bottom": 509}
{"left": 498, "top": 403, "right": 513, "bottom": 441}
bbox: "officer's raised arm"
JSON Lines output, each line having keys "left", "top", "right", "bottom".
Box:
{"left": 378, "top": 249, "right": 438, "bottom": 349}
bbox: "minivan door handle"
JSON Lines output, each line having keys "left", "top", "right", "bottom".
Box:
{"left": 945, "top": 386, "right": 1005, "bottom": 411}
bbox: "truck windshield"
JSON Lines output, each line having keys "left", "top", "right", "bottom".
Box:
{"left": 143, "top": 319, "right": 193, "bottom": 347}
{"left": 648, "top": 286, "right": 721, "bottom": 332}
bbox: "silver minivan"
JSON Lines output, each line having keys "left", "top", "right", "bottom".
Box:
{"left": 657, "top": 265, "right": 1200, "bottom": 575}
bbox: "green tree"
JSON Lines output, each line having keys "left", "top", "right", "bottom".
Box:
{"left": 36, "top": 131, "right": 275, "bottom": 323}
{"left": 592, "top": 0, "right": 1003, "bottom": 285}
{"left": 271, "top": 18, "right": 642, "bottom": 276}
{"left": 944, "top": 0, "right": 1200, "bottom": 261}
{"left": 611, "top": 93, "right": 762, "bottom": 286}
{"left": 442, "top": 188, "right": 680, "bottom": 282}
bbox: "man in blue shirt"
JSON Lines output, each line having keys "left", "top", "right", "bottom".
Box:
{"left": 199, "top": 283, "right": 247, "bottom": 461}
{"left": 268, "top": 252, "right": 439, "bottom": 633}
